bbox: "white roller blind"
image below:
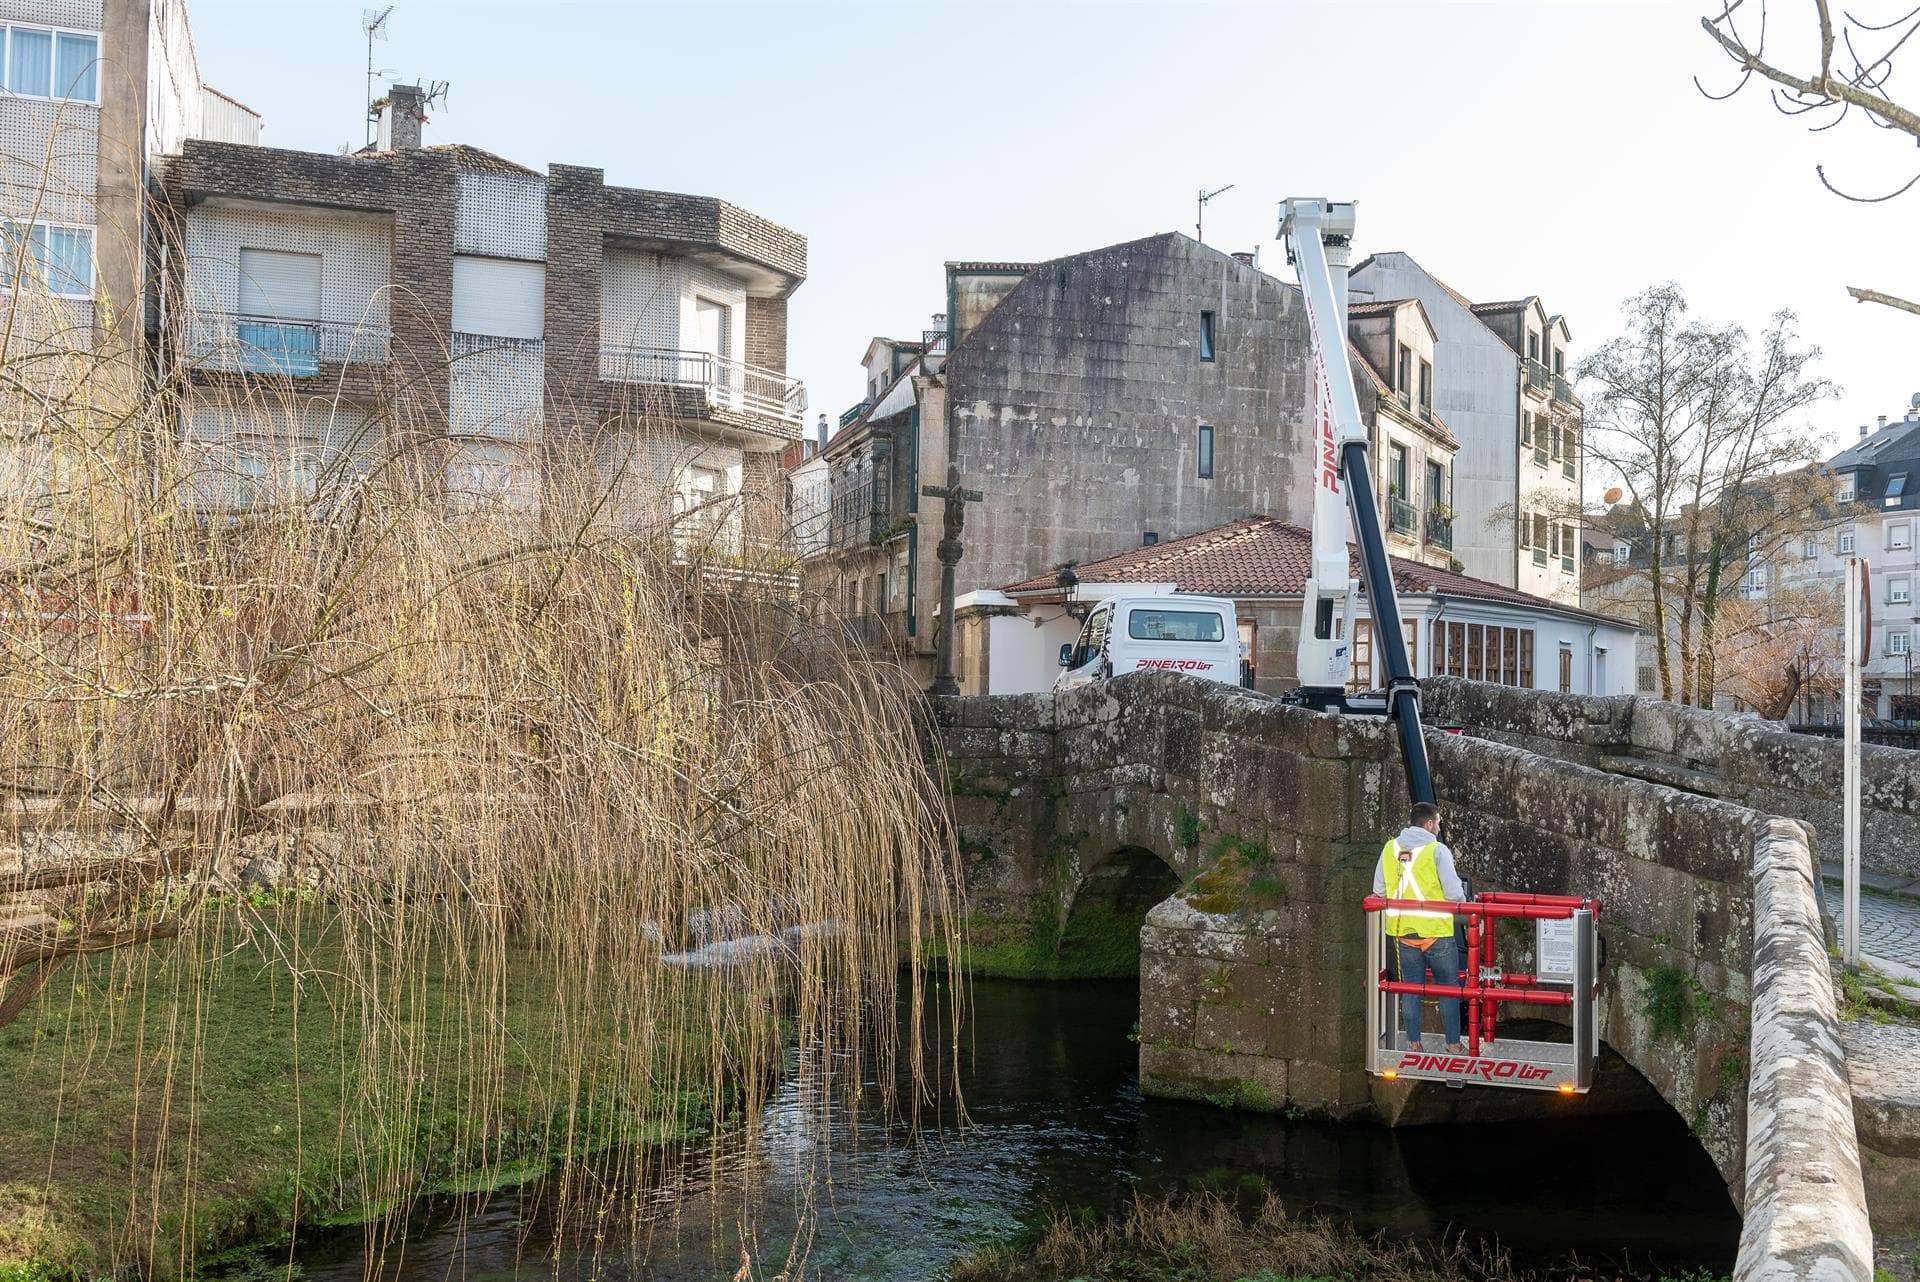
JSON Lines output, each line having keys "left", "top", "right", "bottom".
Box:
{"left": 452, "top": 256, "right": 545, "bottom": 340}
{"left": 238, "top": 248, "right": 321, "bottom": 320}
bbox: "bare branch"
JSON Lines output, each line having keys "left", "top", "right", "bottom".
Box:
{"left": 1847, "top": 283, "right": 1920, "bottom": 314}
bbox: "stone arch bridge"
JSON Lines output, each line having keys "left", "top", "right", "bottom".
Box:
{"left": 929, "top": 673, "right": 1865, "bottom": 1275}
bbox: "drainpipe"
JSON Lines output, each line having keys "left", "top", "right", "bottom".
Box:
{"left": 1586, "top": 623, "right": 1599, "bottom": 694}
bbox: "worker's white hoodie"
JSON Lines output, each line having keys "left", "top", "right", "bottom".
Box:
{"left": 1371, "top": 826, "right": 1466, "bottom": 900}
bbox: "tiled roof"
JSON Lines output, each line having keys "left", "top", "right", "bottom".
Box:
{"left": 429, "top": 143, "right": 540, "bottom": 176}
{"left": 1002, "top": 516, "right": 1619, "bottom": 624}
{"left": 945, "top": 261, "right": 1036, "bottom": 272}
{"left": 1346, "top": 299, "right": 1409, "bottom": 317}
{"left": 1470, "top": 298, "right": 1533, "bottom": 314}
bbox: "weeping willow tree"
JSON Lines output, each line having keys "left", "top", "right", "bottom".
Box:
{"left": 0, "top": 269, "right": 964, "bottom": 1277}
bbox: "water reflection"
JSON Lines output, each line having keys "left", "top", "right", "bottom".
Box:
{"left": 288, "top": 978, "right": 1737, "bottom": 1282}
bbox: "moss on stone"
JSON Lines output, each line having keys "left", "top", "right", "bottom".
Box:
{"left": 1182, "top": 839, "right": 1289, "bottom": 916}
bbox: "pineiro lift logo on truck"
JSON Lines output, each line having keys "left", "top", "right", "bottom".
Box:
{"left": 1135, "top": 659, "right": 1215, "bottom": 672}
{"left": 1393, "top": 1052, "right": 1557, "bottom": 1083}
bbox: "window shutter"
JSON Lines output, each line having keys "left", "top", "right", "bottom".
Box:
{"left": 452, "top": 256, "right": 546, "bottom": 339}
{"left": 238, "top": 249, "right": 322, "bottom": 320}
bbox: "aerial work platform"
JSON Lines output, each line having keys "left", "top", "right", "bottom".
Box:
{"left": 1361, "top": 892, "right": 1602, "bottom": 1094}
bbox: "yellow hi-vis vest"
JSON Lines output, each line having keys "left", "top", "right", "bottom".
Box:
{"left": 1379, "top": 839, "right": 1454, "bottom": 939}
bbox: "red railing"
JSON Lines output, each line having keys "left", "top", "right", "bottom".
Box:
{"left": 1361, "top": 891, "right": 1602, "bottom": 1060}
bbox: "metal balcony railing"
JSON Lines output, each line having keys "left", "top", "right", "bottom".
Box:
{"left": 1533, "top": 546, "right": 1550, "bottom": 567}
{"left": 922, "top": 329, "right": 950, "bottom": 354}
{"left": 840, "top": 399, "right": 871, "bottom": 428}
{"left": 829, "top": 479, "right": 880, "bottom": 548}
{"left": 1525, "top": 358, "right": 1551, "bottom": 396}
{"left": 1552, "top": 374, "right": 1576, "bottom": 405}
{"left": 185, "top": 312, "right": 390, "bottom": 375}
{"left": 1389, "top": 496, "right": 1417, "bottom": 535}
{"left": 1425, "top": 509, "right": 1453, "bottom": 550}
{"left": 600, "top": 345, "right": 807, "bottom": 423}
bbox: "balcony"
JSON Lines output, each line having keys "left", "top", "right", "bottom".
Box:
{"left": 1524, "top": 358, "right": 1551, "bottom": 398}
{"left": 829, "top": 479, "right": 880, "bottom": 548}
{"left": 1552, "top": 374, "right": 1577, "bottom": 406}
{"left": 1388, "top": 496, "right": 1417, "bottom": 536}
{"left": 185, "top": 312, "right": 390, "bottom": 375}
{"left": 840, "top": 399, "right": 871, "bottom": 429}
{"left": 921, "top": 329, "right": 950, "bottom": 355}
{"left": 1425, "top": 509, "right": 1453, "bottom": 550}
{"left": 600, "top": 345, "right": 807, "bottom": 425}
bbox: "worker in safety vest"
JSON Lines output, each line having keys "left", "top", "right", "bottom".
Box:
{"left": 1372, "top": 801, "right": 1466, "bottom": 1053}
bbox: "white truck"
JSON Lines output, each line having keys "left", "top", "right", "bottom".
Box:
{"left": 1054, "top": 595, "right": 1242, "bottom": 691}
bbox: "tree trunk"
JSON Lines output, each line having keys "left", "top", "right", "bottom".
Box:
{"left": 1697, "top": 535, "right": 1726, "bottom": 708}
{"left": 1759, "top": 660, "right": 1802, "bottom": 723}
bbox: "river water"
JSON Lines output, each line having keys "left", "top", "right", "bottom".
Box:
{"left": 289, "top": 978, "right": 1738, "bottom": 1282}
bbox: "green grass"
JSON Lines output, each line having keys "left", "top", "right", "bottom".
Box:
{"left": 0, "top": 910, "right": 731, "bottom": 1277}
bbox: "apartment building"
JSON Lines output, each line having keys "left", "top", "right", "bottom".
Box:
{"left": 796, "top": 232, "right": 1460, "bottom": 679}
{"left": 1348, "top": 253, "right": 1584, "bottom": 605}
{"left": 1781, "top": 396, "right": 1920, "bottom": 721}
{"left": 159, "top": 84, "right": 807, "bottom": 527}
{"left": 0, "top": 0, "right": 255, "bottom": 377}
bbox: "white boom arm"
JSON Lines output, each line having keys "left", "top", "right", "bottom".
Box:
{"left": 1280, "top": 198, "right": 1365, "bottom": 694}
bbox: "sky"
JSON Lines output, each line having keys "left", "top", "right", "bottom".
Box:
{"left": 189, "top": 0, "right": 1917, "bottom": 467}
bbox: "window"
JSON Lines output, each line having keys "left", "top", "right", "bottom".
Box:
{"left": 1426, "top": 459, "right": 1444, "bottom": 510}
{"left": 1437, "top": 623, "right": 1534, "bottom": 689}
{"left": 1527, "top": 332, "right": 1540, "bottom": 361}
{"left": 1891, "top": 522, "right": 1912, "bottom": 551}
{"left": 1840, "top": 528, "right": 1856, "bottom": 555}
{"left": 1747, "top": 532, "right": 1762, "bottom": 554}
{"left": 1142, "top": 531, "right": 1159, "bottom": 546}
{"left": 1531, "top": 513, "right": 1549, "bottom": 565}
{"left": 1637, "top": 663, "right": 1655, "bottom": 693}
{"left": 1553, "top": 350, "right": 1565, "bottom": 376}
{"left": 1890, "top": 473, "right": 1911, "bottom": 507}
{"left": 1418, "top": 359, "right": 1432, "bottom": 416}
{"left": 1197, "top": 425, "right": 1214, "bottom": 479}
{"left": 2, "top": 222, "right": 94, "bottom": 298}
{"left": 1838, "top": 476, "right": 1857, "bottom": 504}
{"left": 3, "top": 26, "right": 98, "bottom": 102}
{"left": 1806, "top": 538, "right": 1819, "bottom": 558}
{"left": 1128, "top": 608, "right": 1226, "bottom": 642}
{"left": 1396, "top": 344, "right": 1411, "bottom": 395}
{"left": 1893, "top": 576, "right": 1911, "bottom": 605}
{"left": 1389, "top": 441, "right": 1409, "bottom": 497}
{"left": 1198, "top": 311, "right": 1215, "bottom": 362}
{"left": 1349, "top": 619, "right": 1373, "bottom": 689}
{"left": 1550, "top": 419, "right": 1563, "bottom": 461}
{"left": 1561, "top": 424, "right": 1577, "bottom": 478}
{"left": 1892, "top": 630, "right": 1911, "bottom": 657}
{"left": 1613, "top": 544, "right": 1630, "bottom": 567}
{"left": 1746, "top": 565, "right": 1768, "bottom": 597}
{"left": 1521, "top": 411, "right": 1534, "bottom": 446}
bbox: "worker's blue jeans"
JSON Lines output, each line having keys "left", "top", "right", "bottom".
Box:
{"left": 1395, "top": 937, "right": 1463, "bottom": 1046}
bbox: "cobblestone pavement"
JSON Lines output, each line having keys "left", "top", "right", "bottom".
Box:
{"left": 1826, "top": 878, "right": 1920, "bottom": 984}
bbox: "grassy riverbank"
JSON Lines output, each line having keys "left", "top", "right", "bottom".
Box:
{"left": 0, "top": 907, "right": 741, "bottom": 1279}
{"left": 945, "top": 1193, "right": 1733, "bottom": 1282}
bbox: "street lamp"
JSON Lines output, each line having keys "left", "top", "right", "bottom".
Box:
{"left": 1057, "top": 564, "right": 1088, "bottom": 623}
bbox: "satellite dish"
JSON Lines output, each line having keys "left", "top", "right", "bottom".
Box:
{"left": 1602, "top": 486, "right": 1624, "bottom": 505}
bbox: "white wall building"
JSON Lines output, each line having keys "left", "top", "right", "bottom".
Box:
{"left": 961, "top": 516, "right": 1637, "bottom": 698}
{"left": 1349, "top": 253, "right": 1583, "bottom": 606}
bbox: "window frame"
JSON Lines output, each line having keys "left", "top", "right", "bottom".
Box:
{"left": 1, "top": 219, "right": 95, "bottom": 299}
{"left": 2, "top": 23, "right": 100, "bottom": 104}
{"left": 1127, "top": 607, "right": 1227, "bottom": 644}
{"left": 1838, "top": 476, "right": 1857, "bottom": 504}
{"left": 1890, "top": 521, "right": 1912, "bottom": 552}
{"left": 1892, "top": 629, "right": 1911, "bottom": 657}
{"left": 1892, "top": 576, "right": 1912, "bottom": 605}
{"left": 1840, "top": 528, "right": 1857, "bottom": 555}
{"left": 1198, "top": 310, "right": 1216, "bottom": 362}
{"left": 1196, "top": 424, "right": 1214, "bottom": 480}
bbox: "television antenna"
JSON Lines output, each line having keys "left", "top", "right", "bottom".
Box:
{"left": 362, "top": 6, "right": 395, "bottom": 147}
{"left": 1195, "top": 183, "right": 1234, "bottom": 244}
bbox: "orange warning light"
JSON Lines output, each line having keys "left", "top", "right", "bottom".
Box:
{"left": 1557, "top": 1083, "right": 1576, "bottom": 1095}
{"left": 1381, "top": 1070, "right": 1398, "bottom": 1080}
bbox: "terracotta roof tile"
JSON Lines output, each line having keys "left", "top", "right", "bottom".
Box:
{"left": 1003, "top": 517, "right": 1620, "bottom": 624}
{"left": 428, "top": 143, "right": 540, "bottom": 176}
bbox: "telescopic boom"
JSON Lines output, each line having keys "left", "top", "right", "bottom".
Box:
{"left": 1277, "top": 197, "right": 1434, "bottom": 807}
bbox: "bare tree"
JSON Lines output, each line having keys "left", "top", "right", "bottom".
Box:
{"left": 1581, "top": 284, "right": 1837, "bottom": 705}
{"left": 1699, "top": 1, "right": 1920, "bottom": 315}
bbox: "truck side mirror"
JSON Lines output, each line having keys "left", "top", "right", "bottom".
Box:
{"left": 1059, "top": 642, "right": 1074, "bottom": 668}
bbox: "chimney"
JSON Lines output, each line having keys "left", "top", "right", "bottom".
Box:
{"left": 1861, "top": 424, "right": 1870, "bottom": 439}
{"left": 1880, "top": 414, "right": 1889, "bottom": 430}
{"left": 376, "top": 83, "right": 427, "bottom": 150}
{"left": 1231, "top": 251, "right": 1255, "bottom": 268}
{"left": 816, "top": 412, "right": 828, "bottom": 451}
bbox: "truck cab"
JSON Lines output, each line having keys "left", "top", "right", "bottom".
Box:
{"left": 1055, "top": 595, "right": 1241, "bottom": 691}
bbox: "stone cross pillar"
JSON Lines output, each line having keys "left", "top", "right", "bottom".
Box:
{"left": 920, "top": 481, "right": 982, "bottom": 697}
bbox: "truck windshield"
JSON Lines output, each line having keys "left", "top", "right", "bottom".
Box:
{"left": 1128, "top": 608, "right": 1226, "bottom": 642}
